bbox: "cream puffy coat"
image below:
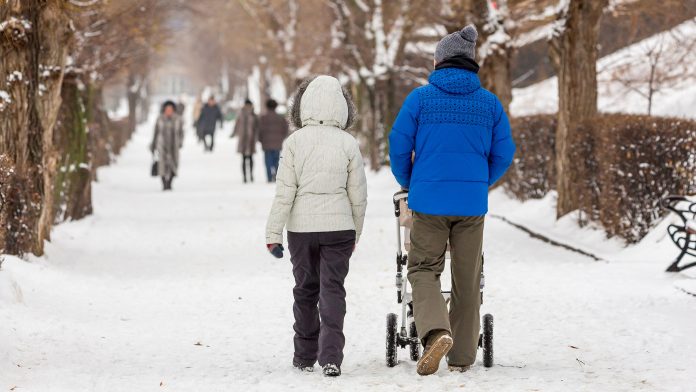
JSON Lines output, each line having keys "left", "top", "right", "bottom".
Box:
{"left": 265, "top": 76, "right": 368, "bottom": 245}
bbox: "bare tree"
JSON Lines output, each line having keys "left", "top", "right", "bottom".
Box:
{"left": 550, "top": 0, "right": 608, "bottom": 218}
{"left": 0, "top": 0, "right": 74, "bottom": 255}
{"left": 440, "top": 0, "right": 514, "bottom": 111}
{"left": 328, "top": 0, "right": 428, "bottom": 170}
{"left": 0, "top": 0, "right": 174, "bottom": 256}
{"left": 608, "top": 22, "right": 696, "bottom": 115}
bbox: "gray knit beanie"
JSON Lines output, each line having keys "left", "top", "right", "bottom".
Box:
{"left": 434, "top": 25, "right": 478, "bottom": 64}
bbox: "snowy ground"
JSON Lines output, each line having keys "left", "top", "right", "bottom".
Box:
{"left": 511, "top": 18, "right": 696, "bottom": 119}
{"left": 2, "top": 110, "right": 696, "bottom": 391}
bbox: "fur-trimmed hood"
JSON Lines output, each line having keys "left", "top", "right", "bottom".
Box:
{"left": 290, "top": 75, "right": 356, "bottom": 130}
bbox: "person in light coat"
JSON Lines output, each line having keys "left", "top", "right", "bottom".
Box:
{"left": 232, "top": 99, "right": 258, "bottom": 183}
{"left": 150, "top": 101, "right": 184, "bottom": 191}
{"left": 265, "top": 75, "right": 367, "bottom": 377}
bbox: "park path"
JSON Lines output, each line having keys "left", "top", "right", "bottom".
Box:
{"left": 1, "top": 104, "right": 695, "bottom": 391}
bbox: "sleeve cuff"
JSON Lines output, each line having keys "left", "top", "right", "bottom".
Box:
{"left": 266, "top": 233, "right": 283, "bottom": 245}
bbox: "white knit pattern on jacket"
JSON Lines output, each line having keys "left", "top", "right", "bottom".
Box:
{"left": 265, "top": 76, "right": 368, "bottom": 245}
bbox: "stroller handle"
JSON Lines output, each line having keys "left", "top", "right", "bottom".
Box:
{"left": 393, "top": 190, "right": 408, "bottom": 202}
{"left": 393, "top": 190, "right": 408, "bottom": 218}
{"left": 393, "top": 190, "right": 409, "bottom": 265}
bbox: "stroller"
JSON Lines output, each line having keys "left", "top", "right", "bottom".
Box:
{"left": 386, "top": 190, "right": 494, "bottom": 368}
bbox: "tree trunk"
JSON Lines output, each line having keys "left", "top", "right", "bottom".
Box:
{"left": 355, "top": 83, "right": 379, "bottom": 171}
{"left": 479, "top": 50, "right": 512, "bottom": 112}
{"left": 647, "top": 62, "right": 656, "bottom": 115}
{"left": 367, "top": 86, "right": 383, "bottom": 171}
{"left": 258, "top": 60, "right": 271, "bottom": 114}
{"left": 0, "top": 0, "right": 72, "bottom": 256}
{"left": 553, "top": 0, "right": 607, "bottom": 218}
{"left": 126, "top": 69, "right": 142, "bottom": 135}
{"left": 53, "top": 74, "right": 93, "bottom": 223}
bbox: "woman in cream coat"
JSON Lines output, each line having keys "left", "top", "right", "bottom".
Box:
{"left": 265, "top": 75, "right": 368, "bottom": 377}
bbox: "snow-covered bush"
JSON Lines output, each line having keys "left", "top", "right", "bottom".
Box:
{"left": 570, "top": 114, "right": 696, "bottom": 243}
{"left": 502, "top": 114, "right": 696, "bottom": 243}
{"left": 502, "top": 114, "right": 557, "bottom": 200}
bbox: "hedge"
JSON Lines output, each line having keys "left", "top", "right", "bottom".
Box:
{"left": 570, "top": 114, "right": 696, "bottom": 243}
{"left": 502, "top": 114, "right": 557, "bottom": 200}
{"left": 502, "top": 113, "right": 696, "bottom": 243}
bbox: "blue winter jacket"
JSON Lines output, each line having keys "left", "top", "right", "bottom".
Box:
{"left": 389, "top": 67, "right": 516, "bottom": 216}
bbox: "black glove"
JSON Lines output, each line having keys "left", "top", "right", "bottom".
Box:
{"left": 267, "top": 244, "right": 284, "bottom": 259}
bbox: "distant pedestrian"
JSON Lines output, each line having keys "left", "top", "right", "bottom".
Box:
{"left": 258, "top": 99, "right": 289, "bottom": 182}
{"left": 265, "top": 75, "right": 367, "bottom": 377}
{"left": 195, "top": 96, "right": 223, "bottom": 152}
{"left": 150, "top": 101, "right": 184, "bottom": 191}
{"left": 192, "top": 96, "right": 203, "bottom": 142}
{"left": 233, "top": 99, "right": 258, "bottom": 183}
{"left": 175, "top": 95, "right": 186, "bottom": 116}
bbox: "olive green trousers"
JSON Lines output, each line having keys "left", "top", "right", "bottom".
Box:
{"left": 407, "top": 212, "right": 484, "bottom": 366}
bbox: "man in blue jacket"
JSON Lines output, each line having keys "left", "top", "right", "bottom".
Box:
{"left": 389, "top": 25, "right": 515, "bottom": 376}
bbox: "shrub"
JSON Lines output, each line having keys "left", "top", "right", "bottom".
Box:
{"left": 502, "top": 114, "right": 557, "bottom": 200}
{"left": 570, "top": 114, "right": 696, "bottom": 243}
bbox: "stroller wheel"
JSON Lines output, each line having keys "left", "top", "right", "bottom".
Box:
{"left": 482, "top": 313, "right": 494, "bottom": 368}
{"left": 386, "top": 313, "right": 398, "bottom": 367}
{"left": 408, "top": 320, "right": 420, "bottom": 361}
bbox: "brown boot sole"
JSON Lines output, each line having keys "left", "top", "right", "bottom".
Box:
{"left": 416, "top": 335, "right": 453, "bottom": 376}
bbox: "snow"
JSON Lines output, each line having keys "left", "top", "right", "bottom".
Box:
{"left": 0, "top": 90, "right": 11, "bottom": 111}
{"left": 7, "top": 71, "right": 23, "bottom": 83}
{"left": 511, "top": 18, "right": 696, "bottom": 118}
{"left": 2, "top": 103, "right": 696, "bottom": 391}
{"left": 675, "top": 279, "right": 696, "bottom": 296}
{"left": 488, "top": 190, "right": 687, "bottom": 263}
{"left": 0, "top": 17, "right": 32, "bottom": 33}
{"left": 107, "top": 97, "right": 129, "bottom": 120}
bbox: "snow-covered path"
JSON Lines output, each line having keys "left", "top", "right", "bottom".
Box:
{"left": 1, "top": 114, "right": 695, "bottom": 392}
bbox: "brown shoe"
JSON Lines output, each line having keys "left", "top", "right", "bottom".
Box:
{"left": 416, "top": 331, "right": 453, "bottom": 376}
{"left": 448, "top": 364, "right": 471, "bottom": 373}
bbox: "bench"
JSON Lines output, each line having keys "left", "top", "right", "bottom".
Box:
{"left": 661, "top": 195, "right": 696, "bottom": 272}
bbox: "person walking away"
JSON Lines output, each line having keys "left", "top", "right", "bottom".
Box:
{"left": 176, "top": 95, "right": 186, "bottom": 116}
{"left": 150, "top": 101, "right": 184, "bottom": 191}
{"left": 196, "top": 96, "right": 223, "bottom": 152}
{"left": 265, "top": 76, "right": 367, "bottom": 377}
{"left": 258, "top": 99, "right": 289, "bottom": 182}
{"left": 389, "top": 25, "right": 516, "bottom": 376}
{"left": 192, "top": 96, "right": 203, "bottom": 143}
{"left": 233, "top": 99, "right": 258, "bottom": 183}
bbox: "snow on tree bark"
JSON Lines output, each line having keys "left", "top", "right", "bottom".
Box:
{"left": 445, "top": 0, "right": 514, "bottom": 112}
{"left": 0, "top": 0, "right": 73, "bottom": 256}
{"left": 550, "top": 0, "right": 607, "bottom": 218}
{"left": 328, "top": 0, "right": 425, "bottom": 170}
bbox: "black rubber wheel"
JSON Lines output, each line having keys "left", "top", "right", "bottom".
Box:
{"left": 386, "top": 313, "right": 398, "bottom": 367}
{"left": 482, "top": 313, "right": 494, "bottom": 368}
{"left": 409, "top": 321, "right": 420, "bottom": 361}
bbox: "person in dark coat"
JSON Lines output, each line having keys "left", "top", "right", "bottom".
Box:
{"left": 175, "top": 95, "right": 186, "bottom": 116}
{"left": 258, "top": 99, "right": 289, "bottom": 182}
{"left": 195, "top": 96, "right": 223, "bottom": 152}
{"left": 233, "top": 99, "right": 258, "bottom": 183}
{"left": 150, "top": 101, "right": 184, "bottom": 191}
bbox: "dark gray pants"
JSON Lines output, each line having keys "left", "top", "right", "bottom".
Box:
{"left": 287, "top": 230, "right": 355, "bottom": 367}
